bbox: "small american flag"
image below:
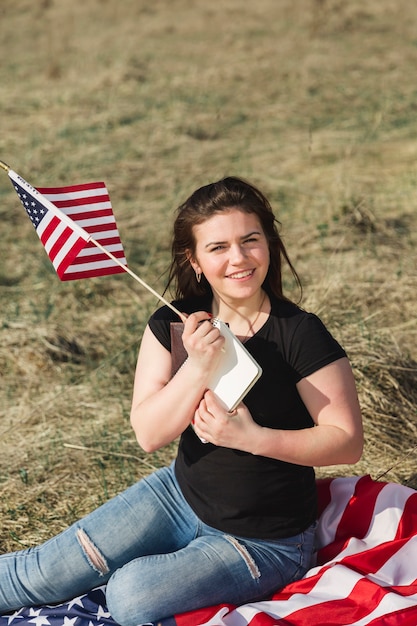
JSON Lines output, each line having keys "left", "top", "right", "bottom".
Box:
{"left": 8, "top": 169, "right": 127, "bottom": 280}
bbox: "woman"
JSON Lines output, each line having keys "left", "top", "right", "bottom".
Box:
{"left": 0, "top": 177, "right": 363, "bottom": 626}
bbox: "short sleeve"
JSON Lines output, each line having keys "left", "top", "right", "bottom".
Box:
{"left": 287, "top": 313, "right": 346, "bottom": 381}
{"left": 147, "top": 305, "right": 179, "bottom": 351}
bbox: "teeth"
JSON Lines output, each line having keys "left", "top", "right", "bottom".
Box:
{"left": 229, "top": 270, "right": 252, "bottom": 279}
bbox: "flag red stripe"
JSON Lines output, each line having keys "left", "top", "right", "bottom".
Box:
{"left": 49, "top": 195, "right": 111, "bottom": 209}
{"left": 36, "top": 182, "right": 106, "bottom": 194}
{"left": 395, "top": 492, "right": 417, "bottom": 540}
{"left": 48, "top": 226, "right": 74, "bottom": 264}
{"left": 80, "top": 222, "right": 120, "bottom": 235}
{"left": 83, "top": 237, "right": 122, "bottom": 248}
{"left": 366, "top": 605, "right": 417, "bottom": 626}
{"left": 339, "top": 537, "right": 415, "bottom": 576}
{"left": 61, "top": 264, "right": 126, "bottom": 281}
{"left": 319, "top": 476, "right": 385, "bottom": 564}
{"left": 55, "top": 238, "right": 89, "bottom": 279}
{"left": 271, "top": 565, "right": 333, "bottom": 600}
{"left": 391, "top": 582, "right": 417, "bottom": 597}
{"left": 69, "top": 250, "right": 126, "bottom": 266}
{"left": 39, "top": 215, "right": 61, "bottom": 248}
{"left": 60, "top": 208, "right": 114, "bottom": 220}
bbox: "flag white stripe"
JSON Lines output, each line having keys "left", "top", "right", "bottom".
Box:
{"left": 315, "top": 475, "right": 361, "bottom": 550}
{"left": 91, "top": 230, "right": 122, "bottom": 241}
{"left": 76, "top": 244, "right": 125, "bottom": 258}
{"left": 368, "top": 534, "right": 417, "bottom": 587}
{"left": 69, "top": 218, "right": 119, "bottom": 230}
{"left": 369, "top": 481, "right": 415, "bottom": 539}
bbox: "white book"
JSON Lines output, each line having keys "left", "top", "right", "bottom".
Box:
{"left": 170, "top": 318, "right": 262, "bottom": 413}
{"left": 207, "top": 318, "right": 262, "bottom": 411}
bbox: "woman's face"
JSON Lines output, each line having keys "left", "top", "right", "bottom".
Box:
{"left": 189, "top": 208, "right": 270, "bottom": 304}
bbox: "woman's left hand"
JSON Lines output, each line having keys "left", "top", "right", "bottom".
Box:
{"left": 193, "top": 390, "right": 258, "bottom": 449}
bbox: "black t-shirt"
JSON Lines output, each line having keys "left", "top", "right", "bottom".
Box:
{"left": 148, "top": 294, "right": 347, "bottom": 539}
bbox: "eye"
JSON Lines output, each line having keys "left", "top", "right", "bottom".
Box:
{"left": 209, "top": 245, "right": 226, "bottom": 252}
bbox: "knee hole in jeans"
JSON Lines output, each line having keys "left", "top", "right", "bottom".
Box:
{"left": 76, "top": 528, "right": 110, "bottom": 576}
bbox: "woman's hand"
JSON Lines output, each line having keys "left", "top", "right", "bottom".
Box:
{"left": 193, "top": 390, "right": 259, "bottom": 449}
{"left": 181, "top": 312, "right": 225, "bottom": 375}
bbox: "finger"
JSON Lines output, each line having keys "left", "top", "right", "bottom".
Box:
{"left": 183, "top": 314, "right": 215, "bottom": 344}
{"left": 204, "top": 390, "right": 238, "bottom": 418}
{"left": 197, "top": 397, "right": 209, "bottom": 418}
{"left": 227, "top": 401, "right": 244, "bottom": 416}
{"left": 194, "top": 323, "right": 223, "bottom": 350}
{"left": 192, "top": 412, "right": 209, "bottom": 444}
{"left": 185, "top": 311, "right": 213, "bottom": 329}
{"left": 203, "top": 389, "right": 224, "bottom": 412}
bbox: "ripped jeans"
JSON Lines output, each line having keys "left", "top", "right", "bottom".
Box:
{"left": 0, "top": 462, "right": 316, "bottom": 626}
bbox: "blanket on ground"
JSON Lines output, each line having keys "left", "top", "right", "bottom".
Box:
{"left": 2, "top": 475, "right": 417, "bottom": 626}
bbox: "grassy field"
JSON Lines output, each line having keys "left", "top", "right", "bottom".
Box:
{"left": 0, "top": 0, "right": 416, "bottom": 552}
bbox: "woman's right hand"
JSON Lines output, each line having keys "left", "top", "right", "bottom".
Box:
{"left": 181, "top": 311, "right": 225, "bottom": 374}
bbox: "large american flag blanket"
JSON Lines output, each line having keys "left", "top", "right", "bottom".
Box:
{"left": 3, "top": 475, "right": 417, "bottom": 626}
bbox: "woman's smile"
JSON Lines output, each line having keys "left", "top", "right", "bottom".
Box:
{"left": 226, "top": 268, "right": 255, "bottom": 280}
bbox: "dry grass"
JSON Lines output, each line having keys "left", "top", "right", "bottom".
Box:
{"left": 0, "top": 0, "right": 416, "bottom": 551}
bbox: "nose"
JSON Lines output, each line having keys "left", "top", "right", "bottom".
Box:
{"left": 229, "top": 243, "right": 247, "bottom": 264}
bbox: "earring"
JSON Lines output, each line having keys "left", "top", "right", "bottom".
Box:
{"left": 195, "top": 271, "right": 202, "bottom": 283}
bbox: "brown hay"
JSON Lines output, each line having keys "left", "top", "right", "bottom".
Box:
{"left": 0, "top": 0, "right": 416, "bottom": 552}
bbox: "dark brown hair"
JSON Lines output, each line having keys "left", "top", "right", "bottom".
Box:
{"left": 165, "top": 176, "right": 302, "bottom": 301}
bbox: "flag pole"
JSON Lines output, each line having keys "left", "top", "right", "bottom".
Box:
{"left": 0, "top": 160, "right": 185, "bottom": 321}
{"left": 90, "top": 238, "right": 185, "bottom": 320}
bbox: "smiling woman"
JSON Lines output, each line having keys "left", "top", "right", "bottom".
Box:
{"left": 0, "top": 177, "right": 363, "bottom": 626}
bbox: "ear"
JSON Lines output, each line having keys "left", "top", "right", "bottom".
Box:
{"left": 185, "top": 249, "right": 201, "bottom": 274}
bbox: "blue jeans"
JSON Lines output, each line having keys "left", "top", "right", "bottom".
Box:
{"left": 0, "top": 462, "right": 316, "bottom": 626}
